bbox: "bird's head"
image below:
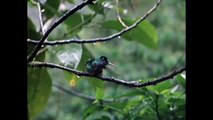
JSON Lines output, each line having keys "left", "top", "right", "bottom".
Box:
{"left": 99, "top": 56, "right": 116, "bottom": 68}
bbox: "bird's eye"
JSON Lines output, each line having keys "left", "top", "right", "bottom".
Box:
{"left": 100, "top": 56, "right": 108, "bottom": 62}
{"left": 102, "top": 57, "right": 105, "bottom": 61}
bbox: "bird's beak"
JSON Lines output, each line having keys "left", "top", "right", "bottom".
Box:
{"left": 108, "top": 62, "right": 116, "bottom": 67}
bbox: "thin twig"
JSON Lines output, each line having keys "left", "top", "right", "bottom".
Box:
{"left": 27, "top": 0, "right": 163, "bottom": 46}
{"left": 28, "top": 61, "right": 185, "bottom": 88}
{"left": 36, "top": 47, "right": 48, "bottom": 56}
{"left": 30, "top": 0, "right": 45, "bottom": 34}
{"left": 53, "top": 83, "right": 112, "bottom": 103}
{"left": 27, "top": 0, "right": 96, "bottom": 63}
{"left": 36, "top": 2, "right": 45, "bottom": 34}
{"left": 116, "top": 0, "right": 128, "bottom": 28}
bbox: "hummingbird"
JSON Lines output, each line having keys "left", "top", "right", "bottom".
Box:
{"left": 85, "top": 56, "right": 116, "bottom": 76}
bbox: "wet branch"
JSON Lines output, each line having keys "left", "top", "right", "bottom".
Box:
{"left": 27, "top": 0, "right": 96, "bottom": 63}
{"left": 28, "top": 61, "right": 185, "bottom": 88}
{"left": 27, "top": 0, "right": 163, "bottom": 46}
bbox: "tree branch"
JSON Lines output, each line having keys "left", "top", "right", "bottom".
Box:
{"left": 28, "top": 61, "right": 185, "bottom": 88}
{"left": 27, "top": 0, "right": 163, "bottom": 46}
{"left": 116, "top": 0, "right": 128, "bottom": 28}
{"left": 27, "top": 0, "right": 96, "bottom": 63}
{"left": 31, "top": 0, "right": 45, "bottom": 34}
{"left": 36, "top": 2, "right": 45, "bottom": 34}
{"left": 53, "top": 83, "right": 112, "bottom": 103}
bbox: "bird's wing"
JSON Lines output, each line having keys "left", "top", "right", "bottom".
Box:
{"left": 86, "top": 58, "right": 95, "bottom": 64}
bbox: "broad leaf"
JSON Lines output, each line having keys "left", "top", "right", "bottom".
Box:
{"left": 28, "top": 46, "right": 51, "bottom": 119}
{"left": 103, "top": 20, "right": 158, "bottom": 49}
{"left": 47, "top": 23, "right": 67, "bottom": 40}
{"left": 88, "top": 0, "right": 104, "bottom": 14}
{"left": 83, "top": 106, "right": 102, "bottom": 120}
{"left": 76, "top": 45, "right": 94, "bottom": 71}
{"left": 96, "top": 86, "right": 105, "bottom": 100}
{"left": 27, "top": 17, "right": 41, "bottom": 39}
{"left": 63, "top": 12, "right": 83, "bottom": 33}
{"left": 63, "top": 13, "right": 94, "bottom": 37}
{"left": 124, "top": 98, "right": 142, "bottom": 111}
{"left": 107, "top": 101, "right": 128, "bottom": 110}
{"left": 43, "top": 0, "right": 60, "bottom": 19}
{"left": 147, "top": 80, "right": 173, "bottom": 94}
{"left": 87, "top": 77, "right": 105, "bottom": 101}
{"left": 27, "top": 17, "right": 41, "bottom": 55}
{"left": 28, "top": 68, "right": 52, "bottom": 119}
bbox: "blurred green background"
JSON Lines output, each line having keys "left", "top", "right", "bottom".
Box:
{"left": 28, "top": 0, "right": 185, "bottom": 119}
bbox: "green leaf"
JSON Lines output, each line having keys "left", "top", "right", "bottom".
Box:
{"left": 96, "top": 87, "right": 104, "bottom": 100}
{"left": 114, "top": 89, "right": 143, "bottom": 99}
{"left": 63, "top": 13, "right": 93, "bottom": 37}
{"left": 63, "top": 70, "right": 76, "bottom": 84}
{"left": 103, "top": 20, "right": 158, "bottom": 49}
{"left": 63, "top": 12, "right": 83, "bottom": 33}
{"left": 48, "top": 25, "right": 67, "bottom": 40}
{"left": 147, "top": 80, "right": 173, "bottom": 94}
{"left": 107, "top": 102, "right": 128, "bottom": 110}
{"left": 67, "top": 0, "right": 74, "bottom": 4}
{"left": 125, "top": 99, "right": 142, "bottom": 110}
{"left": 27, "top": 17, "right": 41, "bottom": 55}
{"left": 83, "top": 106, "right": 102, "bottom": 120}
{"left": 76, "top": 45, "right": 94, "bottom": 71}
{"left": 87, "top": 79, "right": 105, "bottom": 101}
{"left": 83, "top": 106, "right": 97, "bottom": 120}
{"left": 176, "top": 74, "right": 186, "bottom": 88}
{"left": 28, "top": 68, "right": 52, "bottom": 119}
{"left": 88, "top": 0, "right": 104, "bottom": 14}
{"left": 44, "top": 0, "right": 60, "bottom": 19}
{"left": 27, "top": 17, "right": 41, "bottom": 39}
{"left": 87, "top": 77, "right": 105, "bottom": 100}
{"left": 28, "top": 46, "right": 50, "bottom": 119}
{"left": 167, "top": 94, "right": 185, "bottom": 111}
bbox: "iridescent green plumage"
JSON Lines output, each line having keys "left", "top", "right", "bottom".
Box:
{"left": 85, "top": 56, "right": 114, "bottom": 76}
